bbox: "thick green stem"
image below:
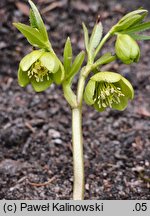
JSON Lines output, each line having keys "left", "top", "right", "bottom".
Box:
{"left": 71, "top": 66, "right": 91, "bottom": 200}
{"left": 72, "top": 107, "right": 84, "bottom": 200}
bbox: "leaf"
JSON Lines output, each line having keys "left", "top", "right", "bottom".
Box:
{"left": 113, "top": 9, "right": 148, "bottom": 33}
{"left": 130, "top": 34, "right": 150, "bottom": 41}
{"left": 29, "top": 9, "right": 38, "bottom": 28}
{"left": 13, "top": 23, "right": 49, "bottom": 49}
{"left": 124, "top": 22, "right": 150, "bottom": 34}
{"left": 68, "top": 51, "right": 85, "bottom": 79}
{"left": 31, "top": 76, "right": 53, "bottom": 92}
{"left": 91, "top": 71, "right": 121, "bottom": 83}
{"left": 94, "top": 53, "right": 116, "bottom": 67}
{"left": 114, "top": 14, "right": 142, "bottom": 32}
{"left": 63, "top": 37, "right": 72, "bottom": 73}
{"left": 28, "top": 0, "right": 49, "bottom": 42}
{"left": 118, "top": 9, "right": 147, "bottom": 23}
{"left": 89, "top": 21, "right": 103, "bottom": 53}
{"left": 18, "top": 67, "right": 30, "bottom": 87}
{"left": 82, "top": 22, "right": 89, "bottom": 52}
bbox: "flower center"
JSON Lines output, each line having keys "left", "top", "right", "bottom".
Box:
{"left": 93, "top": 82, "right": 125, "bottom": 108}
{"left": 28, "top": 61, "right": 50, "bottom": 82}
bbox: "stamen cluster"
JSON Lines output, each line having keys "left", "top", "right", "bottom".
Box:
{"left": 28, "top": 60, "right": 50, "bottom": 82}
{"left": 93, "top": 82, "right": 124, "bottom": 108}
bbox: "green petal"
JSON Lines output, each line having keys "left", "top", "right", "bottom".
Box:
{"left": 18, "top": 67, "right": 30, "bottom": 87}
{"left": 84, "top": 80, "right": 95, "bottom": 105}
{"left": 119, "top": 77, "right": 134, "bottom": 99}
{"left": 91, "top": 71, "right": 121, "bottom": 83}
{"left": 51, "top": 63, "right": 65, "bottom": 84}
{"left": 93, "top": 102, "right": 105, "bottom": 112}
{"left": 20, "top": 50, "right": 43, "bottom": 71}
{"left": 40, "top": 52, "right": 59, "bottom": 73}
{"left": 112, "top": 96, "right": 128, "bottom": 111}
{"left": 31, "top": 76, "right": 53, "bottom": 92}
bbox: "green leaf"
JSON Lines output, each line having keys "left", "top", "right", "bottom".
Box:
{"left": 40, "top": 52, "right": 59, "bottom": 73}
{"left": 63, "top": 37, "right": 72, "bottom": 73}
{"left": 29, "top": 9, "right": 38, "bottom": 28}
{"left": 94, "top": 53, "right": 116, "bottom": 67}
{"left": 91, "top": 71, "right": 121, "bottom": 83}
{"left": 13, "top": 23, "right": 49, "bottom": 49}
{"left": 68, "top": 51, "right": 85, "bottom": 79}
{"left": 89, "top": 22, "right": 103, "bottom": 53}
{"left": 124, "top": 22, "right": 150, "bottom": 34}
{"left": 20, "top": 50, "right": 44, "bottom": 71}
{"left": 130, "top": 34, "right": 150, "bottom": 40}
{"left": 114, "top": 14, "right": 142, "bottom": 32}
{"left": 84, "top": 80, "right": 95, "bottom": 105}
{"left": 82, "top": 22, "right": 89, "bottom": 52}
{"left": 31, "top": 76, "right": 53, "bottom": 92}
{"left": 28, "top": 0, "right": 49, "bottom": 42}
{"left": 18, "top": 67, "right": 30, "bottom": 87}
{"left": 113, "top": 9, "right": 148, "bottom": 33}
{"left": 119, "top": 9, "right": 147, "bottom": 23}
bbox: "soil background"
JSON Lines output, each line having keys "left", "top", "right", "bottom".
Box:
{"left": 0, "top": 0, "right": 150, "bottom": 199}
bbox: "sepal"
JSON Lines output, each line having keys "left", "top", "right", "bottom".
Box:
{"left": 89, "top": 21, "right": 103, "bottom": 54}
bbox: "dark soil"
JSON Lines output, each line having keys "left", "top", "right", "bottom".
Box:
{"left": 0, "top": 0, "right": 150, "bottom": 200}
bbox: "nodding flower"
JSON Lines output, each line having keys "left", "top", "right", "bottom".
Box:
{"left": 18, "top": 49, "right": 60, "bottom": 92}
{"left": 84, "top": 71, "right": 134, "bottom": 112}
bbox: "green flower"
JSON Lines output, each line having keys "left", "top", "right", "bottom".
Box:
{"left": 84, "top": 71, "right": 134, "bottom": 112}
{"left": 115, "top": 34, "right": 140, "bottom": 64}
{"left": 18, "top": 49, "right": 60, "bottom": 92}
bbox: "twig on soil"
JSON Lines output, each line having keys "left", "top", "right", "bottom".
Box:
{"left": 25, "top": 122, "right": 35, "bottom": 133}
{"left": 41, "top": 1, "right": 65, "bottom": 14}
{"left": 28, "top": 176, "right": 56, "bottom": 187}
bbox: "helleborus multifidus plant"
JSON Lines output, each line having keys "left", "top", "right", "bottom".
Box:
{"left": 14, "top": 1, "right": 150, "bottom": 200}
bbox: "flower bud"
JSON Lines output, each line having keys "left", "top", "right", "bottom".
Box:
{"left": 115, "top": 34, "right": 140, "bottom": 64}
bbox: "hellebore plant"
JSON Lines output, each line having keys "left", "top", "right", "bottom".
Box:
{"left": 14, "top": 1, "right": 150, "bottom": 200}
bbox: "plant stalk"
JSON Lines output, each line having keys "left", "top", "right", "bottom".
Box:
{"left": 71, "top": 28, "right": 113, "bottom": 199}
{"left": 72, "top": 107, "right": 84, "bottom": 200}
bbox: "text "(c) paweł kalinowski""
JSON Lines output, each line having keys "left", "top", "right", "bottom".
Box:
{"left": 20, "top": 202, "right": 104, "bottom": 212}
